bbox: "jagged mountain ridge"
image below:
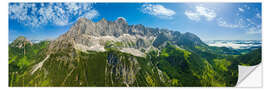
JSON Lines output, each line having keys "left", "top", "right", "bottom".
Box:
{"left": 8, "top": 18, "right": 261, "bottom": 87}
{"left": 48, "top": 17, "right": 205, "bottom": 57}
{"left": 37, "top": 18, "right": 208, "bottom": 86}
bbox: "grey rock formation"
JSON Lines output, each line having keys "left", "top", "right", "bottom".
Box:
{"left": 10, "top": 36, "right": 32, "bottom": 48}
{"left": 48, "top": 17, "right": 205, "bottom": 57}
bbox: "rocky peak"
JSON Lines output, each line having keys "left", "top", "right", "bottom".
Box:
{"left": 183, "top": 32, "right": 202, "bottom": 42}
{"left": 178, "top": 32, "right": 206, "bottom": 46}
{"left": 98, "top": 18, "right": 109, "bottom": 24}
{"left": 77, "top": 17, "right": 88, "bottom": 22}
{"left": 76, "top": 18, "right": 93, "bottom": 25}
{"left": 10, "top": 36, "right": 32, "bottom": 48}
{"left": 16, "top": 36, "right": 28, "bottom": 41}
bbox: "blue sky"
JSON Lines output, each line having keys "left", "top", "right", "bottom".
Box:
{"left": 9, "top": 3, "right": 262, "bottom": 41}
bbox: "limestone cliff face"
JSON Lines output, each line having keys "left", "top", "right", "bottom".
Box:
{"left": 106, "top": 52, "right": 140, "bottom": 86}
{"left": 48, "top": 18, "right": 205, "bottom": 57}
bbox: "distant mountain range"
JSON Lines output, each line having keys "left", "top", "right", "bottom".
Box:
{"left": 205, "top": 40, "right": 261, "bottom": 49}
{"left": 205, "top": 40, "right": 261, "bottom": 54}
{"left": 9, "top": 18, "right": 261, "bottom": 87}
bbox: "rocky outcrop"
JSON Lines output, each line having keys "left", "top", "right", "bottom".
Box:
{"left": 106, "top": 52, "right": 140, "bottom": 86}
{"left": 10, "top": 36, "right": 32, "bottom": 48}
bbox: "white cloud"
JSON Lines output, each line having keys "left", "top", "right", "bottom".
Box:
{"left": 244, "top": 5, "right": 251, "bottom": 10}
{"left": 184, "top": 10, "right": 200, "bottom": 21}
{"left": 80, "top": 10, "right": 99, "bottom": 20}
{"left": 238, "top": 8, "right": 245, "bottom": 12}
{"left": 9, "top": 3, "right": 98, "bottom": 27}
{"left": 246, "top": 25, "right": 261, "bottom": 34}
{"left": 196, "top": 6, "right": 216, "bottom": 21}
{"left": 256, "top": 13, "right": 261, "bottom": 19}
{"left": 215, "top": 4, "right": 261, "bottom": 35}
{"left": 217, "top": 17, "right": 261, "bottom": 34}
{"left": 207, "top": 42, "right": 260, "bottom": 49}
{"left": 246, "top": 18, "right": 258, "bottom": 27}
{"left": 217, "top": 17, "right": 244, "bottom": 28}
{"left": 185, "top": 6, "right": 216, "bottom": 21}
{"left": 208, "top": 42, "right": 247, "bottom": 49}
{"left": 141, "top": 4, "right": 175, "bottom": 19}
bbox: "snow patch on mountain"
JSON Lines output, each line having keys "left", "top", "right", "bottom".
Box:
{"left": 75, "top": 43, "right": 106, "bottom": 52}
{"left": 73, "top": 34, "right": 157, "bottom": 57}
{"left": 120, "top": 48, "right": 146, "bottom": 57}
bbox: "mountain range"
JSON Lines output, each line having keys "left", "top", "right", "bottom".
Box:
{"left": 9, "top": 18, "right": 261, "bottom": 87}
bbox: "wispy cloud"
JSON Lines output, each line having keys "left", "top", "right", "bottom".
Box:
{"left": 217, "top": 17, "right": 244, "bottom": 28}
{"left": 80, "top": 10, "right": 99, "bottom": 20}
{"left": 216, "top": 5, "right": 261, "bottom": 35}
{"left": 217, "top": 17, "right": 261, "bottom": 34}
{"left": 184, "top": 11, "right": 201, "bottom": 21}
{"left": 141, "top": 4, "right": 176, "bottom": 19}
{"left": 244, "top": 4, "right": 251, "bottom": 10}
{"left": 185, "top": 6, "right": 216, "bottom": 21}
{"left": 246, "top": 25, "right": 261, "bottom": 34}
{"left": 9, "top": 3, "right": 98, "bottom": 27}
{"left": 238, "top": 8, "right": 245, "bottom": 12}
{"left": 256, "top": 13, "right": 261, "bottom": 19}
{"left": 217, "top": 17, "right": 262, "bottom": 34}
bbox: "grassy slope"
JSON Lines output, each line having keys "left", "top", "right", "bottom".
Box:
{"left": 8, "top": 41, "right": 262, "bottom": 87}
